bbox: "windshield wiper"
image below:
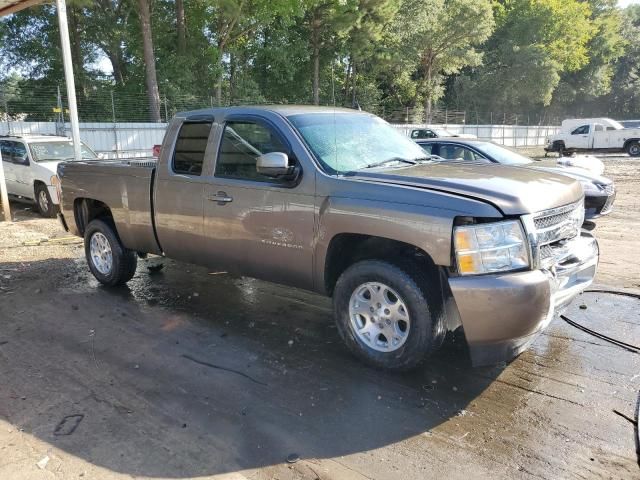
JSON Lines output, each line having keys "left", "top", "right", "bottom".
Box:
{"left": 362, "top": 157, "right": 418, "bottom": 169}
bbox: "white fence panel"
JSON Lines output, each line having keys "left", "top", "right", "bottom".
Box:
{"left": 2, "top": 121, "right": 168, "bottom": 158}
{"left": 394, "top": 123, "right": 560, "bottom": 146}
{"left": 2, "top": 121, "right": 561, "bottom": 158}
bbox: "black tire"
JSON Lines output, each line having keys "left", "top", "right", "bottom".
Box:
{"left": 626, "top": 141, "right": 640, "bottom": 157}
{"left": 84, "top": 218, "right": 137, "bottom": 286}
{"left": 333, "top": 259, "right": 444, "bottom": 371}
{"left": 35, "top": 184, "right": 56, "bottom": 218}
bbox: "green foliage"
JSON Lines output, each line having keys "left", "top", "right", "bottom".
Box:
{"left": 0, "top": 0, "right": 637, "bottom": 121}
{"left": 388, "top": 0, "right": 494, "bottom": 118}
{"left": 453, "top": 0, "right": 601, "bottom": 112}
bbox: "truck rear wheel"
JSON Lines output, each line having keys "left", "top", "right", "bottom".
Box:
{"left": 333, "top": 259, "right": 444, "bottom": 371}
{"left": 626, "top": 141, "right": 640, "bottom": 157}
{"left": 84, "top": 219, "right": 137, "bottom": 286}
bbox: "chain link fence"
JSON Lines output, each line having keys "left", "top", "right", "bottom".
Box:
{"left": 0, "top": 87, "right": 561, "bottom": 156}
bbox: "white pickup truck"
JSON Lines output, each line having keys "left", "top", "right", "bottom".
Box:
{"left": 546, "top": 118, "right": 640, "bottom": 157}
{"left": 0, "top": 134, "right": 99, "bottom": 217}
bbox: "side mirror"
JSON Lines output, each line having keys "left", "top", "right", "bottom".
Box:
{"left": 256, "top": 152, "right": 294, "bottom": 178}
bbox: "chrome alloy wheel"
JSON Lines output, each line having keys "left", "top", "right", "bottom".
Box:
{"left": 38, "top": 190, "right": 49, "bottom": 212}
{"left": 90, "top": 232, "right": 113, "bottom": 275}
{"left": 630, "top": 143, "right": 640, "bottom": 156}
{"left": 348, "top": 282, "right": 410, "bottom": 352}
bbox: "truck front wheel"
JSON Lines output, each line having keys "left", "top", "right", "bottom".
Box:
{"left": 84, "top": 219, "right": 137, "bottom": 286}
{"left": 35, "top": 184, "right": 56, "bottom": 218}
{"left": 626, "top": 141, "right": 640, "bottom": 157}
{"left": 333, "top": 260, "right": 444, "bottom": 371}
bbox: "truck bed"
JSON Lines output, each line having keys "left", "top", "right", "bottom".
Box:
{"left": 57, "top": 158, "right": 161, "bottom": 255}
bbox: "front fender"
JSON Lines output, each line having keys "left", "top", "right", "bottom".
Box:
{"left": 313, "top": 195, "right": 501, "bottom": 293}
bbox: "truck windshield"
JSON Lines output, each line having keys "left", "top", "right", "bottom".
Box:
{"left": 474, "top": 142, "right": 532, "bottom": 165}
{"left": 287, "top": 112, "right": 428, "bottom": 174}
{"left": 29, "top": 141, "right": 98, "bottom": 162}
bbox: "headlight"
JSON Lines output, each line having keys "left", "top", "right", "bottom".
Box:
{"left": 580, "top": 181, "right": 605, "bottom": 194}
{"left": 454, "top": 220, "right": 530, "bottom": 275}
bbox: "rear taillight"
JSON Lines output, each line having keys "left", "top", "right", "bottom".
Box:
{"left": 51, "top": 175, "right": 62, "bottom": 203}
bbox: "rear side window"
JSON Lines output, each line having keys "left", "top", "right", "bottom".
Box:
{"left": 172, "top": 122, "right": 212, "bottom": 176}
{"left": 0, "top": 140, "right": 28, "bottom": 164}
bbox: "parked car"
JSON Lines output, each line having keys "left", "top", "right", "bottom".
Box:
{"left": 416, "top": 138, "right": 616, "bottom": 220}
{"left": 545, "top": 117, "right": 640, "bottom": 157}
{"left": 619, "top": 119, "right": 640, "bottom": 129}
{"left": 410, "top": 127, "right": 477, "bottom": 139}
{"left": 57, "top": 106, "right": 598, "bottom": 370}
{"left": 0, "top": 134, "right": 98, "bottom": 217}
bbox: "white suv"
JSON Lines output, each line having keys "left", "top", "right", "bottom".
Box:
{"left": 0, "top": 134, "right": 98, "bottom": 217}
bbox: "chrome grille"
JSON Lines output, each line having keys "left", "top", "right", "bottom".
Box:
{"left": 533, "top": 200, "right": 581, "bottom": 230}
{"left": 539, "top": 244, "right": 554, "bottom": 260}
{"left": 526, "top": 200, "right": 585, "bottom": 268}
{"left": 603, "top": 184, "right": 615, "bottom": 195}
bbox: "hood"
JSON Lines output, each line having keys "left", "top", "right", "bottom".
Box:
{"left": 533, "top": 165, "right": 611, "bottom": 185}
{"left": 349, "top": 162, "right": 583, "bottom": 215}
{"left": 34, "top": 160, "right": 64, "bottom": 175}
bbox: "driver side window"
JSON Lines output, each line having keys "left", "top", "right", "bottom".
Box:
{"left": 571, "top": 125, "right": 590, "bottom": 135}
{"left": 215, "top": 121, "right": 289, "bottom": 182}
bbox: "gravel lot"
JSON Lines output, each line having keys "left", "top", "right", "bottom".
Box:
{"left": 0, "top": 156, "right": 638, "bottom": 479}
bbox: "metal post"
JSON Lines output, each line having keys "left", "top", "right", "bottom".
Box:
{"left": 111, "top": 90, "right": 119, "bottom": 159}
{"left": 163, "top": 96, "right": 169, "bottom": 123}
{"left": 0, "top": 148, "right": 11, "bottom": 222}
{"left": 3, "top": 92, "right": 10, "bottom": 134}
{"left": 502, "top": 113, "right": 506, "bottom": 145}
{"left": 56, "top": 0, "right": 82, "bottom": 162}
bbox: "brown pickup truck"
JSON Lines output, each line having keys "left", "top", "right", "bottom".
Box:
{"left": 57, "top": 106, "right": 599, "bottom": 370}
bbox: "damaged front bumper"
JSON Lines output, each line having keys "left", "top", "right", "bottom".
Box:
{"left": 447, "top": 231, "right": 599, "bottom": 366}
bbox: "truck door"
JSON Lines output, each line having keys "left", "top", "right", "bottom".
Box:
{"left": 568, "top": 124, "right": 592, "bottom": 150}
{"left": 202, "top": 116, "right": 315, "bottom": 290}
{"left": 153, "top": 120, "right": 214, "bottom": 265}
{"left": 592, "top": 123, "right": 609, "bottom": 149}
{"left": 0, "top": 140, "right": 31, "bottom": 197}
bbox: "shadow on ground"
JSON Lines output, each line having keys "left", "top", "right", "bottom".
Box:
{"left": 0, "top": 256, "right": 504, "bottom": 478}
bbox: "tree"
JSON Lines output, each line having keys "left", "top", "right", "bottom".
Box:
{"left": 176, "top": 0, "right": 186, "bottom": 54}
{"left": 136, "top": 0, "right": 161, "bottom": 122}
{"left": 303, "top": 1, "right": 357, "bottom": 105}
{"left": 390, "top": 0, "right": 493, "bottom": 121}
{"left": 551, "top": 0, "right": 625, "bottom": 113}
{"left": 344, "top": 0, "right": 399, "bottom": 107}
{"left": 204, "top": 0, "right": 301, "bottom": 104}
{"left": 606, "top": 4, "right": 640, "bottom": 117}
{"left": 453, "top": 0, "right": 597, "bottom": 113}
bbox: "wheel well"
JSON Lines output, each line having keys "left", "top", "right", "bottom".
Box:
{"left": 74, "top": 198, "right": 113, "bottom": 235}
{"left": 324, "top": 234, "right": 436, "bottom": 295}
{"left": 624, "top": 138, "right": 640, "bottom": 149}
{"left": 33, "top": 180, "right": 46, "bottom": 196}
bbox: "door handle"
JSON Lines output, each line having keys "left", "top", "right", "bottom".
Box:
{"left": 208, "top": 191, "right": 233, "bottom": 204}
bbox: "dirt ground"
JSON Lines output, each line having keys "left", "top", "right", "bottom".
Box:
{"left": 0, "top": 156, "right": 639, "bottom": 479}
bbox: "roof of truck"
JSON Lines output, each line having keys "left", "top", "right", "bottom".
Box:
{"left": 176, "top": 105, "right": 367, "bottom": 119}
